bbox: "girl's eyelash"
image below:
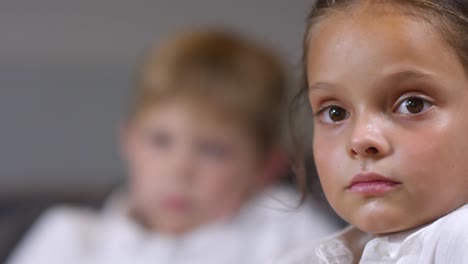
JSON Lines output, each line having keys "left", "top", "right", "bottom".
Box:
{"left": 393, "top": 94, "right": 433, "bottom": 110}
{"left": 314, "top": 103, "right": 340, "bottom": 116}
{"left": 314, "top": 105, "right": 330, "bottom": 117}
{"left": 311, "top": 93, "right": 435, "bottom": 121}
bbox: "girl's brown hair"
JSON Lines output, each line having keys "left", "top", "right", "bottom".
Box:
{"left": 131, "top": 30, "right": 287, "bottom": 153}
{"left": 291, "top": 0, "right": 468, "bottom": 197}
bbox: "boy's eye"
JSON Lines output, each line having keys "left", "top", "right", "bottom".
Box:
{"left": 395, "top": 97, "right": 432, "bottom": 115}
{"left": 318, "top": 106, "right": 349, "bottom": 124}
{"left": 198, "top": 142, "right": 229, "bottom": 159}
{"left": 148, "top": 131, "right": 171, "bottom": 149}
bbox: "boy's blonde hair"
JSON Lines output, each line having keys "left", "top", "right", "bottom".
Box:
{"left": 131, "top": 30, "right": 287, "bottom": 152}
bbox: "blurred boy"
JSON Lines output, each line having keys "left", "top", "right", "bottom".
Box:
{"left": 7, "top": 30, "right": 337, "bottom": 264}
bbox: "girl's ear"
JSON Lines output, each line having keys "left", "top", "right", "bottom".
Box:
{"left": 256, "top": 147, "right": 289, "bottom": 189}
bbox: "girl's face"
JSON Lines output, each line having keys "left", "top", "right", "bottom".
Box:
{"left": 122, "top": 99, "right": 265, "bottom": 234}
{"left": 307, "top": 9, "right": 468, "bottom": 234}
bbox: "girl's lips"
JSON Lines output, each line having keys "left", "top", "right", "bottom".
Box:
{"left": 347, "top": 172, "right": 402, "bottom": 196}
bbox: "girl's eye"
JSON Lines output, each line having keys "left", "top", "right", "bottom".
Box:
{"left": 395, "top": 97, "right": 432, "bottom": 115}
{"left": 318, "top": 106, "right": 349, "bottom": 124}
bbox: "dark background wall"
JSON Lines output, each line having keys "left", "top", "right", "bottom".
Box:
{"left": 0, "top": 0, "right": 313, "bottom": 193}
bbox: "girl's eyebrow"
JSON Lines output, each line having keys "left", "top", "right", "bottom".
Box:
{"left": 308, "top": 82, "right": 337, "bottom": 92}
{"left": 308, "top": 70, "right": 437, "bottom": 92}
{"left": 308, "top": 69, "right": 437, "bottom": 93}
{"left": 382, "top": 70, "right": 437, "bottom": 83}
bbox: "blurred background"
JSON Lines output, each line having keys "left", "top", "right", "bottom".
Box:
{"left": 0, "top": 1, "right": 322, "bottom": 260}
{"left": 0, "top": 0, "right": 313, "bottom": 194}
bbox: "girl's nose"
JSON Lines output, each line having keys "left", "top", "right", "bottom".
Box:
{"left": 347, "top": 115, "right": 391, "bottom": 160}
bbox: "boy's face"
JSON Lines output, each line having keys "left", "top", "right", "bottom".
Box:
{"left": 122, "top": 99, "right": 263, "bottom": 234}
{"left": 307, "top": 10, "right": 468, "bottom": 234}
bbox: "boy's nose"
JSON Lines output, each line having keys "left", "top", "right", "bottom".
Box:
{"left": 347, "top": 115, "right": 391, "bottom": 160}
{"left": 169, "top": 150, "right": 195, "bottom": 182}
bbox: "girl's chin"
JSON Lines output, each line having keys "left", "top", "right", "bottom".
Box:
{"left": 347, "top": 206, "right": 410, "bottom": 235}
{"left": 355, "top": 222, "right": 405, "bottom": 235}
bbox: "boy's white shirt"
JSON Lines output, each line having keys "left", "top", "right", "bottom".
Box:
{"left": 6, "top": 186, "right": 338, "bottom": 264}
{"left": 276, "top": 203, "right": 468, "bottom": 264}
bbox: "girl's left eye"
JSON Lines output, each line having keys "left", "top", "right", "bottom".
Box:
{"left": 395, "top": 97, "right": 433, "bottom": 115}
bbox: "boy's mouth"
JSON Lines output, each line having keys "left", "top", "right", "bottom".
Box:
{"left": 347, "top": 172, "right": 402, "bottom": 196}
{"left": 161, "top": 195, "right": 190, "bottom": 212}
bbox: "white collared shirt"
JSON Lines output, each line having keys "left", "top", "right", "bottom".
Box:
{"left": 276, "top": 204, "right": 468, "bottom": 264}
{"left": 6, "top": 186, "right": 338, "bottom": 264}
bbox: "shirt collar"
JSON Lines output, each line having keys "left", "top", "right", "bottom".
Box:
{"left": 316, "top": 226, "right": 373, "bottom": 264}
{"left": 316, "top": 225, "right": 428, "bottom": 263}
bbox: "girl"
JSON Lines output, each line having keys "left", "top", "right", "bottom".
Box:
{"left": 7, "top": 30, "right": 338, "bottom": 264}
{"left": 282, "top": 0, "right": 468, "bottom": 263}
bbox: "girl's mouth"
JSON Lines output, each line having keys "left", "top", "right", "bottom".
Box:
{"left": 348, "top": 172, "right": 402, "bottom": 196}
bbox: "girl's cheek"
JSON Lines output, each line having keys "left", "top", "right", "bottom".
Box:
{"left": 397, "top": 123, "right": 444, "bottom": 161}
{"left": 314, "top": 136, "right": 340, "bottom": 179}
{"left": 314, "top": 130, "right": 343, "bottom": 158}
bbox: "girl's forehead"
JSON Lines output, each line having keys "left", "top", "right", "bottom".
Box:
{"left": 308, "top": 12, "right": 433, "bottom": 60}
{"left": 306, "top": 11, "right": 461, "bottom": 88}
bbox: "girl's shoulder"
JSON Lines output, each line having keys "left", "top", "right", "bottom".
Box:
{"left": 246, "top": 185, "right": 340, "bottom": 233}
{"left": 241, "top": 186, "right": 341, "bottom": 263}
{"left": 270, "top": 242, "right": 321, "bottom": 264}
{"left": 428, "top": 204, "right": 468, "bottom": 263}
{"left": 431, "top": 203, "right": 468, "bottom": 236}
